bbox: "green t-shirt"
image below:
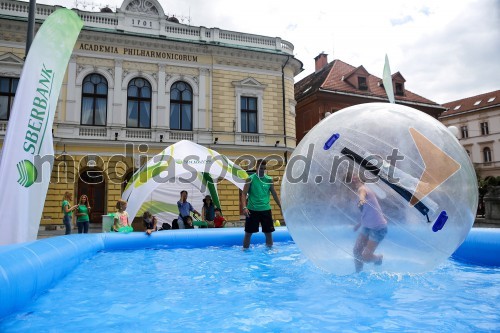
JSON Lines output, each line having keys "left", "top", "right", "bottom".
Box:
{"left": 76, "top": 204, "right": 90, "bottom": 222}
{"left": 62, "top": 200, "right": 72, "bottom": 217}
{"left": 247, "top": 173, "right": 273, "bottom": 211}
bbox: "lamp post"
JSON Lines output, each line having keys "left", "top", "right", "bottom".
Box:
{"left": 26, "top": 0, "right": 36, "bottom": 56}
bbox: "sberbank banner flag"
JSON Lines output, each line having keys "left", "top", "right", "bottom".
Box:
{"left": 0, "top": 9, "right": 83, "bottom": 245}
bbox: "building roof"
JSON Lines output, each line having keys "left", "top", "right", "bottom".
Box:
{"left": 295, "top": 59, "right": 442, "bottom": 108}
{"left": 440, "top": 89, "right": 500, "bottom": 117}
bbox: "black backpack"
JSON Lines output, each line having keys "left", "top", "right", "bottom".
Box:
{"left": 160, "top": 222, "right": 171, "bottom": 230}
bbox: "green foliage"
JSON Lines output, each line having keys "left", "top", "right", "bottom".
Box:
{"left": 477, "top": 175, "right": 500, "bottom": 198}
{"left": 485, "top": 176, "right": 498, "bottom": 186}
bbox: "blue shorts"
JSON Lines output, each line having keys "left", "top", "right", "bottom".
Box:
{"left": 361, "top": 227, "right": 387, "bottom": 243}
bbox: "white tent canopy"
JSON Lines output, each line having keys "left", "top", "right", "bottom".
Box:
{"left": 122, "top": 140, "right": 248, "bottom": 220}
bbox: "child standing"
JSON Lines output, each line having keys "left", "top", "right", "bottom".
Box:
{"left": 213, "top": 208, "right": 226, "bottom": 228}
{"left": 113, "top": 199, "right": 132, "bottom": 232}
{"left": 75, "top": 194, "right": 91, "bottom": 234}
{"left": 61, "top": 192, "right": 78, "bottom": 235}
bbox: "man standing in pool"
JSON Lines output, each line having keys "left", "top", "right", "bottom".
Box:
{"left": 242, "top": 159, "right": 282, "bottom": 248}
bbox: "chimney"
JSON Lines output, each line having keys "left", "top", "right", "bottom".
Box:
{"left": 314, "top": 53, "right": 328, "bottom": 72}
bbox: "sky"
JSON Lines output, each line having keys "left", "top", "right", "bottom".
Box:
{"left": 30, "top": 0, "right": 499, "bottom": 104}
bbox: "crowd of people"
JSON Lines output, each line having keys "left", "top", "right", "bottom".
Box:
{"left": 61, "top": 192, "right": 92, "bottom": 235}
{"left": 60, "top": 159, "right": 283, "bottom": 250}
{"left": 61, "top": 159, "right": 386, "bottom": 272}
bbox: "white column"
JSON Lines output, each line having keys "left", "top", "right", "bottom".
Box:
{"left": 112, "top": 59, "right": 123, "bottom": 126}
{"left": 165, "top": 73, "right": 171, "bottom": 129}
{"left": 156, "top": 64, "right": 166, "bottom": 128}
{"left": 64, "top": 55, "right": 77, "bottom": 123}
{"left": 198, "top": 68, "right": 209, "bottom": 130}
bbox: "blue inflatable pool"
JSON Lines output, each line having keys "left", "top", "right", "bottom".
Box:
{"left": 0, "top": 227, "right": 498, "bottom": 320}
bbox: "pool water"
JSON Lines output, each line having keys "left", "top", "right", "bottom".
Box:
{"left": 1, "top": 242, "right": 498, "bottom": 332}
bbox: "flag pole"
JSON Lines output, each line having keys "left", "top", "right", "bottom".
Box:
{"left": 26, "top": 0, "right": 36, "bottom": 56}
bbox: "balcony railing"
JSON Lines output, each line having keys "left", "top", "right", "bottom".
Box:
{"left": 0, "top": 0, "right": 294, "bottom": 55}
{"left": 240, "top": 134, "right": 260, "bottom": 143}
{"left": 126, "top": 129, "right": 152, "bottom": 140}
{"left": 474, "top": 161, "right": 500, "bottom": 169}
{"left": 168, "top": 131, "right": 193, "bottom": 141}
{"left": 79, "top": 127, "right": 107, "bottom": 137}
{"left": 1, "top": 122, "right": 295, "bottom": 150}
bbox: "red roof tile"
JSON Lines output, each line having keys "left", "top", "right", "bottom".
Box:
{"left": 440, "top": 90, "right": 500, "bottom": 117}
{"left": 295, "top": 59, "right": 442, "bottom": 107}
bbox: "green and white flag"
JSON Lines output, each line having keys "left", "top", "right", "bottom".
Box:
{"left": 0, "top": 9, "right": 82, "bottom": 245}
{"left": 383, "top": 54, "right": 395, "bottom": 104}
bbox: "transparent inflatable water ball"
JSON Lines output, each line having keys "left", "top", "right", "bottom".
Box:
{"left": 282, "top": 103, "right": 477, "bottom": 275}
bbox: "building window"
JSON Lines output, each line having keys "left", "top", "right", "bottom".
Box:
{"left": 483, "top": 147, "right": 492, "bottom": 163}
{"left": 466, "top": 150, "right": 471, "bottom": 157}
{"left": 232, "top": 77, "right": 265, "bottom": 136}
{"left": 81, "top": 74, "right": 107, "bottom": 126}
{"left": 395, "top": 83, "right": 404, "bottom": 96}
{"left": 127, "top": 78, "right": 151, "bottom": 128}
{"left": 241, "top": 96, "right": 258, "bottom": 133}
{"left": 0, "top": 77, "right": 19, "bottom": 120}
{"left": 358, "top": 77, "right": 368, "bottom": 90}
{"left": 480, "top": 122, "right": 489, "bottom": 135}
{"left": 460, "top": 125, "right": 468, "bottom": 139}
{"left": 169, "top": 81, "right": 193, "bottom": 131}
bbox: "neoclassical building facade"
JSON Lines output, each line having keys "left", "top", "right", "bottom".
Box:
{"left": 440, "top": 90, "right": 500, "bottom": 179}
{"left": 0, "top": 0, "right": 302, "bottom": 225}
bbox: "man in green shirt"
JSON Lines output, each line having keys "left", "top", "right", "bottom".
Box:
{"left": 242, "top": 159, "right": 282, "bottom": 248}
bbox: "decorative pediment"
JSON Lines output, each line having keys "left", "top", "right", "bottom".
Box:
{"left": 344, "top": 65, "right": 370, "bottom": 90}
{"left": 232, "top": 77, "right": 267, "bottom": 90}
{"left": 0, "top": 52, "right": 24, "bottom": 65}
{"left": 121, "top": 0, "right": 164, "bottom": 16}
{"left": 344, "top": 65, "right": 369, "bottom": 81}
{"left": 392, "top": 71, "right": 406, "bottom": 83}
{"left": 378, "top": 72, "right": 406, "bottom": 86}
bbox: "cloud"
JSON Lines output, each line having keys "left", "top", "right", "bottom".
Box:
{"left": 390, "top": 15, "right": 413, "bottom": 26}
{"left": 419, "top": 6, "right": 430, "bottom": 16}
{"left": 397, "top": 0, "right": 500, "bottom": 103}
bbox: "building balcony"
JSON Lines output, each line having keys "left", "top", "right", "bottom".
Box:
{"left": 44, "top": 123, "right": 293, "bottom": 150}
{"left": 474, "top": 161, "right": 500, "bottom": 169}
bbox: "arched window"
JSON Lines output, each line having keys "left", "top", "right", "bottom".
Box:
{"left": 483, "top": 147, "right": 492, "bottom": 163}
{"left": 127, "top": 78, "right": 151, "bottom": 128}
{"left": 81, "top": 74, "right": 108, "bottom": 126}
{"left": 170, "top": 81, "right": 193, "bottom": 130}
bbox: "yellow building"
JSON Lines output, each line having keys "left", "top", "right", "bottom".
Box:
{"left": 0, "top": 0, "right": 302, "bottom": 226}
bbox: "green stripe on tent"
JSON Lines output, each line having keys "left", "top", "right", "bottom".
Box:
{"left": 202, "top": 172, "right": 221, "bottom": 209}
